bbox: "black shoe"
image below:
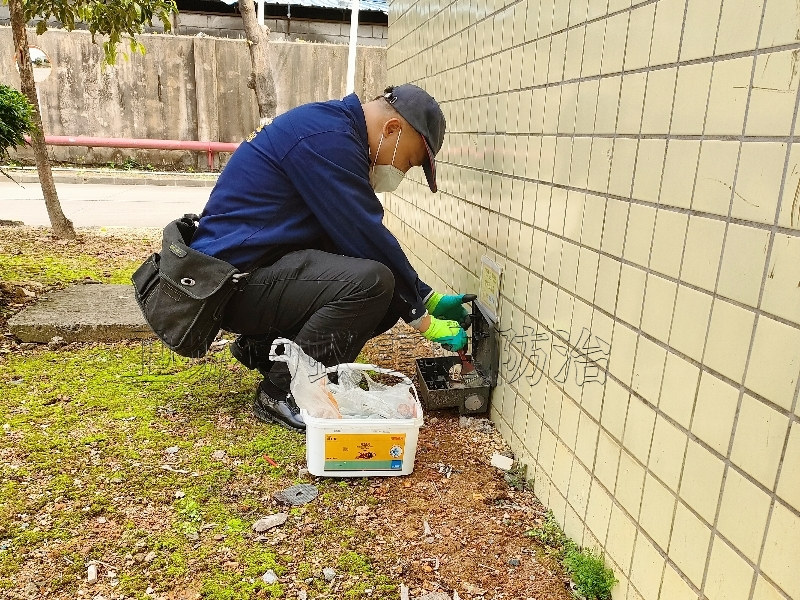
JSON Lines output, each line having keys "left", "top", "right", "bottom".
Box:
{"left": 253, "top": 381, "right": 306, "bottom": 433}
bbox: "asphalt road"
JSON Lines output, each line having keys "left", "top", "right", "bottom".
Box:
{"left": 1, "top": 180, "right": 213, "bottom": 228}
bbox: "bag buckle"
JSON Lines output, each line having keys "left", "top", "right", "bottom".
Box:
{"left": 232, "top": 272, "right": 250, "bottom": 290}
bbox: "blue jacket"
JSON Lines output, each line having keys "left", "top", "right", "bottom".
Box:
{"left": 191, "top": 93, "right": 432, "bottom": 323}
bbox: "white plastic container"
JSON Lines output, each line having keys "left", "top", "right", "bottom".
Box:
{"left": 303, "top": 364, "right": 424, "bottom": 477}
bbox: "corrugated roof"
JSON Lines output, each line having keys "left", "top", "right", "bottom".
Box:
{"left": 219, "top": 0, "right": 388, "bottom": 13}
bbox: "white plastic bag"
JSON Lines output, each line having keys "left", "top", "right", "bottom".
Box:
{"left": 268, "top": 339, "right": 340, "bottom": 419}
{"left": 268, "top": 339, "right": 418, "bottom": 420}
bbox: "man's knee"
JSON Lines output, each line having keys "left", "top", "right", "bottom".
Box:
{"left": 358, "top": 260, "right": 395, "bottom": 299}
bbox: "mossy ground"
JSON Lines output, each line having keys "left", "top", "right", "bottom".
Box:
{"left": 0, "top": 228, "right": 400, "bottom": 599}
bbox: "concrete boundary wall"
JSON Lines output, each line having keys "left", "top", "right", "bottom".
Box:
{"left": 0, "top": 27, "right": 386, "bottom": 170}
{"left": 385, "top": 1, "right": 800, "bottom": 600}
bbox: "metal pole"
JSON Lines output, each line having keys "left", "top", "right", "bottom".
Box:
{"left": 257, "top": 0, "right": 264, "bottom": 26}
{"left": 345, "top": 0, "right": 359, "bottom": 95}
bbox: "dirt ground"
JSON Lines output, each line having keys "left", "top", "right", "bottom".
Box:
{"left": 0, "top": 226, "right": 573, "bottom": 599}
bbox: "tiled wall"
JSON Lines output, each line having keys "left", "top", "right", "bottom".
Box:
{"left": 384, "top": 1, "right": 800, "bottom": 599}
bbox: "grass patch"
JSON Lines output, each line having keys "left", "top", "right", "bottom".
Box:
{"left": 526, "top": 511, "right": 617, "bottom": 599}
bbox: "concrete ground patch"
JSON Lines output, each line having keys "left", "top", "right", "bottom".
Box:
{"left": 9, "top": 284, "right": 154, "bottom": 343}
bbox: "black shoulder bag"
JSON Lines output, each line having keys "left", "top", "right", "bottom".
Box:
{"left": 131, "top": 214, "right": 248, "bottom": 357}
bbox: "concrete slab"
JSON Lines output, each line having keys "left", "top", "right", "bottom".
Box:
{"left": 8, "top": 284, "right": 154, "bottom": 343}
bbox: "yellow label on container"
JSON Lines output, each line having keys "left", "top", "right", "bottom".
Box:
{"left": 324, "top": 433, "right": 407, "bottom": 471}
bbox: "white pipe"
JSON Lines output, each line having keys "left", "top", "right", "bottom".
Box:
{"left": 345, "top": 0, "right": 359, "bottom": 95}
{"left": 257, "top": 0, "right": 264, "bottom": 26}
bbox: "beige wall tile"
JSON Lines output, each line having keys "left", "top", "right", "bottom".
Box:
{"left": 617, "top": 263, "right": 647, "bottom": 328}
{"left": 586, "top": 479, "right": 614, "bottom": 540}
{"left": 641, "top": 274, "right": 678, "bottom": 344}
{"left": 717, "top": 468, "right": 772, "bottom": 561}
{"left": 616, "top": 449, "right": 646, "bottom": 515}
{"left": 642, "top": 68, "right": 678, "bottom": 135}
{"left": 595, "top": 428, "right": 623, "bottom": 492}
{"left": 610, "top": 322, "right": 638, "bottom": 387}
{"left": 588, "top": 139, "right": 613, "bottom": 195}
{"left": 624, "top": 3, "right": 656, "bottom": 71}
{"left": 649, "top": 416, "right": 687, "bottom": 491}
{"left": 684, "top": 218, "right": 728, "bottom": 291}
{"left": 704, "top": 537, "right": 755, "bottom": 600}
{"left": 632, "top": 140, "right": 667, "bottom": 205}
{"left": 753, "top": 576, "right": 789, "bottom": 600}
{"left": 617, "top": 73, "right": 647, "bottom": 135}
{"left": 680, "top": 438, "right": 725, "bottom": 523}
{"left": 606, "top": 502, "right": 638, "bottom": 568}
{"left": 717, "top": 223, "right": 770, "bottom": 308}
{"left": 576, "top": 247, "right": 600, "bottom": 304}
{"left": 603, "top": 11, "right": 630, "bottom": 72}
{"left": 746, "top": 315, "right": 800, "bottom": 411}
{"left": 747, "top": 51, "right": 800, "bottom": 136}
{"left": 649, "top": 209, "right": 688, "bottom": 279}
{"left": 762, "top": 235, "right": 800, "bottom": 326}
{"left": 650, "top": 0, "right": 686, "bottom": 66}
{"left": 596, "top": 75, "right": 622, "bottom": 134}
{"left": 629, "top": 533, "right": 665, "bottom": 600}
{"left": 639, "top": 472, "right": 676, "bottom": 550}
{"left": 623, "top": 397, "right": 657, "bottom": 465}
{"left": 693, "top": 140, "right": 739, "bottom": 217}
{"left": 582, "top": 20, "right": 605, "bottom": 77}
{"left": 552, "top": 440, "right": 573, "bottom": 495}
{"left": 632, "top": 337, "right": 667, "bottom": 404}
{"left": 731, "top": 394, "right": 789, "bottom": 488}
{"left": 609, "top": 138, "right": 639, "bottom": 198}
{"left": 671, "top": 63, "right": 713, "bottom": 135}
{"left": 659, "top": 353, "right": 700, "bottom": 429}
{"left": 568, "top": 460, "right": 593, "bottom": 518}
{"left": 716, "top": 0, "right": 764, "bottom": 55}
{"left": 661, "top": 140, "right": 701, "bottom": 210}
{"left": 680, "top": 0, "right": 722, "bottom": 61}
{"left": 575, "top": 410, "right": 599, "bottom": 468}
{"left": 761, "top": 501, "right": 800, "bottom": 600}
{"left": 779, "top": 144, "right": 800, "bottom": 231}
{"left": 761, "top": 0, "right": 800, "bottom": 48}
{"left": 576, "top": 80, "right": 601, "bottom": 133}
{"left": 777, "top": 422, "right": 800, "bottom": 511}
{"left": 660, "top": 564, "right": 698, "bottom": 599}
{"left": 670, "top": 285, "right": 713, "bottom": 363}
{"left": 691, "top": 371, "right": 739, "bottom": 455}
{"left": 669, "top": 501, "right": 712, "bottom": 587}
{"left": 564, "top": 26, "right": 586, "bottom": 81}
{"left": 602, "top": 197, "right": 630, "bottom": 257}
{"left": 733, "top": 142, "right": 787, "bottom": 226}
{"left": 704, "top": 299, "right": 755, "bottom": 383}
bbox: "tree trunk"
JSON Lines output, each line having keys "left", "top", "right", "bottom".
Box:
{"left": 239, "top": 0, "right": 277, "bottom": 125}
{"left": 9, "top": 0, "right": 76, "bottom": 239}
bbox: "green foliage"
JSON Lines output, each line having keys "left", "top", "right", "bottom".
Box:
{"left": 19, "top": 0, "right": 178, "bottom": 64}
{"left": 564, "top": 547, "right": 618, "bottom": 600}
{"left": 526, "top": 511, "right": 617, "bottom": 599}
{"left": 525, "top": 510, "right": 576, "bottom": 561}
{"left": 0, "top": 84, "right": 36, "bottom": 158}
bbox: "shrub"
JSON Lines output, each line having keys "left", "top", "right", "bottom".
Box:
{"left": 0, "top": 84, "right": 36, "bottom": 159}
{"left": 564, "top": 546, "right": 618, "bottom": 600}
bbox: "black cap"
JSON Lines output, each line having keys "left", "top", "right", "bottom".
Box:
{"left": 381, "top": 84, "right": 446, "bottom": 193}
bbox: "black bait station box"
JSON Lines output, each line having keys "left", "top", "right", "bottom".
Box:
{"left": 415, "top": 300, "right": 500, "bottom": 415}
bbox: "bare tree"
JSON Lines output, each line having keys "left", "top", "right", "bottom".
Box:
{"left": 5, "top": 0, "right": 177, "bottom": 238}
{"left": 8, "top": 0, "right": 74, "bottom": 238}
{"left": 238, "top": 0, "right": 277, "bottom": 125}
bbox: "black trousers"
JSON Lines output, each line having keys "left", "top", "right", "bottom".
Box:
{"left": 221, "top": 249, "right": 399, "bottom": 392}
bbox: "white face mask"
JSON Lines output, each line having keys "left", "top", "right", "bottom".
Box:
{"left": 370, "top": 127, "right": 405, "bottom": 193}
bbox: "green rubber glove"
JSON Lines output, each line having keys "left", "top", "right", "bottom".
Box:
{"left": 421, "top": 316, "right": 468, "bottom": 352}
{"left": 425, "top": 293, "right": 477, "bottom": 327}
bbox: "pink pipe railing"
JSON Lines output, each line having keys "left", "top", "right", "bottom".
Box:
{"left": 24, "top": 135, "right": 240, "bottom": 170}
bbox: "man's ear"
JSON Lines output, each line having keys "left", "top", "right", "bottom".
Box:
{"left": 383, "top": 117, "right": 403, "bottom": 137}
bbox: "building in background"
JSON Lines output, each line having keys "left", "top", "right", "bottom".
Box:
{"left": 0, "top": 0, "right": 389, "bottom": 46}
{"left": 384, "top": 2, "right": 800, "bottom": 600}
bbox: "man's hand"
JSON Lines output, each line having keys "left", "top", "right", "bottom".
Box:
{"left": 421, "top": 316, "right": 467, "bottom": 351}
{"left": 425, "top": 293, "right": 477, "bottom": 327}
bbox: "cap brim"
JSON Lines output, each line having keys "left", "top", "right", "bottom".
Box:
{"left": 422, "top": 137, "right": 437, "bottom": 193}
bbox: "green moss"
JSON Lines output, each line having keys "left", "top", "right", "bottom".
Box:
{"left": 0, "top": 254, "right": 140, "bottom": 285}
